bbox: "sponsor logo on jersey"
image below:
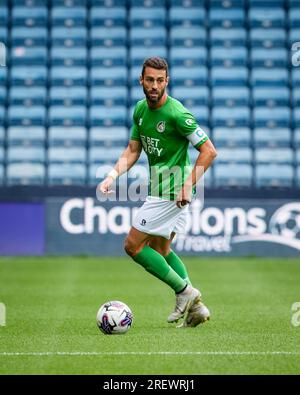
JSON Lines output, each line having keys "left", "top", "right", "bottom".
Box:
{"left": 185, "top": 118, "right": 194, "bottom": 126}
{"left": 156, "top": 121, "right": 165, "bottom": 133}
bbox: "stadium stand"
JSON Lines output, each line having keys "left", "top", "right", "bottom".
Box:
{"left": 0, "top": 0, "right": 299, "bottom": 189}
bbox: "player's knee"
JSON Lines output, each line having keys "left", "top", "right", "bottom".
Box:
{"left": 124, "top": 237, "right": 137, "bottom": 257}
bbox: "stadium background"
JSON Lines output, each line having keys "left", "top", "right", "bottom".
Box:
{"left": 0, "top": 0, "right": 299, "bottom": 256}
{"left": 0, "top": 0, "right": 300, "bottom": 376}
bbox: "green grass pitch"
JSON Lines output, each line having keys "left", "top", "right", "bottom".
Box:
{"left": 0, "top": 256, "right": 300, "bottom": 374}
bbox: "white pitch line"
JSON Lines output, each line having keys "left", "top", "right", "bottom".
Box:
{"left": 0, "top": 351, "right": 300, "bottom": 356}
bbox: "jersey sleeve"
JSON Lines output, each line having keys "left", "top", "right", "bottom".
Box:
{"left": 130, "top": 105, "right": 140, "bottom": 141}
{"left": 176, "top": 111, "right": 208, "bottom": 148}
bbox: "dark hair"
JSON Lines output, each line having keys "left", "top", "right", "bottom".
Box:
{"left": 141, "top": 57, "right": 169, "bottom": 77}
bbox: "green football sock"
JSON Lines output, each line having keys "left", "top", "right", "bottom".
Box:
{"left": 132, "top": 245, "right": 187, "bottom": 293}
{"left": 164, "top": 250, "right": 192, "bottom": 285}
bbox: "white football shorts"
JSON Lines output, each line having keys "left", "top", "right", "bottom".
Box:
{"left": 132, "top": 196, "right": 189, "bottom": 239}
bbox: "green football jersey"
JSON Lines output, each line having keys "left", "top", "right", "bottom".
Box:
{"left": 130, "top": 95, "right": 208, "bottom": 200}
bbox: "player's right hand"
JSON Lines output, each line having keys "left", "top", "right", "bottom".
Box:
{"left": 99, "top": 176, "right": 115, "bottom": 195}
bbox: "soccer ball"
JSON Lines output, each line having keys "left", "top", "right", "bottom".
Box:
{"left": 96, "top": 301, "right": 133, "bottom": 335}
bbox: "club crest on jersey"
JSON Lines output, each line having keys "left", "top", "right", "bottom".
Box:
{"left": 156, "top": 121, "right": 165, "bottom": 133}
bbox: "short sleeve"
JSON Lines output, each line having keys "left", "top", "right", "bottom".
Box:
{"left": 176, "top": 111, "right": 208, "bottom": 148}
{"left": 130, "top": 106, "right": 140, "bottom": 141}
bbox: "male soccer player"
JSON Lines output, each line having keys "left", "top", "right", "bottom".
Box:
{"left": 100, "top": 57, "right": 217, "bottom": 327}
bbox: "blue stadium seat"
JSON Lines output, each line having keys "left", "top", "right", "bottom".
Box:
{"left": 89, "top": 147, "right": 124, "bottom": 164}
{"left": 212, "top": 87, "right": 250, "bottom": 107}
{"left": 250, "top": 28, "right": 286, "bottom": 48}
{"left": 11, "top": 46, "right": 47, "bottom": 66}
{"left": 0, "top": 164, "right": 3, "bottom": 184}
{"left": 90, "top": 66, "right": 127, "bottom": 86}
{"left": 7, "top": 126, "right": 46, "bottom": 146}
{"left": 214, "top": 164, "right": 253, "bottom": 187}
{"left": 89, "top": 106, "right": 127, "bottom": 127}
{"left": 170, "top": 27, "right": 206, "bottom": 47}
{"left": 6, "top": 163, "right": 45, "bottom": 185}
{"left": 0, "top": 8, "right": 8, "bottom": 25}
{"left": 211, "top": 67, "right": 248, "bottom": 86}
{"left": 48, "top": 163, "right": 86, "bottom": 185}
{"left": 9, "top": 87, "right": 46, "bottom": 106}
{"left": 252, "top": 87, "right": 289, "bottom": 107}
{"left": 211, "top": 107, "right": 250, "bottom": 127}
{"left": 171, "top": 66, "right": 208, "bottom": 87}
{"left": 289, "top": 7, "right": 300, "bottom": 27}
{"left": 12, "top": 7, "right": 47, "bottom": 26}
{"left": 12, "top": 0, "right": 49, "bottom": 4}
{"left": 10, "top": 66, "right": 47, "bottom": 86}
{"left": 51, "top": 27, "right": 87, "bottom": 47}
{"left": 255, "top": 148, "right": 293, "bottom": 165}
{"left": 213, "top": 127, "right": 251, "bottom": 147}
{"left": 49, "top": 87, "right": 87, "bottom": 106}
{"left": 128, "top": 0, "right": 166, "bottom": 6}
{"left": 249, "top": 8, "right": 285, "bottom": 28}
{"left": 6, "top": 146, "right": 45, "bottom": 163}
{"left": 0, "top": 146, "right": 4, "bottom": 163}
{"left": 0, "top": 26, "right": 7, "bottom": 42}
{"left": 48, "top": 105, "right": 87, "bottom": 126}
{"left": 51, "top": 47, "right": 87, "bottom": 66}
{"left": 169, "top": 7, "right": 206, "bottom": 27}
{"left": 253, "top": 128, "right": 292, "bottom": 148}
{"left": 129, "top": 7, "right": 166, "bottom": 27}
{"left": 129, "top": 47, "right": 167, "bottom": 66}
{"left": 248, "top": 0, "right": 284, "bottom": 6}
{"left": 0, "top": 126, "right": 4, "bottom": 145}
{"left": 210, "top": 28, "right": 246, "bottom": 47}
{"left": 296, "top": 166, "right": 300, "bottom": 187}
{"left": 48, "top": 126, "right": 87, "bottom": 147}
{"left": 253, "top": 107, "right": 291, "bottom": 128}
{"left": 294, "top": 109, "right": 300, "bottom": 128}
{"left": 89, "top": 127, "right": 128, "bottom": 147}
{"left": 169, "top": 47, "right": 207, "bottom": 67}
{"left": 251, "top": 68, "right": 288, "bottom": 87}
{"left": 172, "top": 86, "right": 209, "bottom": 106}
{"left": 90, "top": 47, "right": 126, "bottom": 67}
{"left": 0, "top": 67, "right": 6, "bottom": 85}
{"left": 90, "top": 7, "right": 126, "bottom": 27}
{"left": 130, "top": 86, "right": 144, "bottom": 104}
{"left": 48, "top": 147, "right": 87, "bottom": 164}
{"left": 0, "top": 87, "right": 5, "bottom": 105}
{"left": 7, "top": 106, "right": 46, "bottom": 126}
{"left": 90, "top": 27, "right": 126, "bottom": 47}
{"left": 0, "top": 106, "right": 4, "bottom": 124}
{"left": 90, "top": 87, "right": 127, "bottom": 106}
{"left": 11, "top": 27, "right": 47, "bottom": 46}
{"left": 50, "top": 66, "right": 87, "bottom": 86}
{"left": 296, "top": 149, "right": 300, "bottom": 164}
{"left": 255, "top": 165, "right": 294, "bottom": 187}
{"left": 130, "top": 27, "right": 167, "bottom": 47}
{"left": 51, "top": 6, "right": 87, "bottom": 27}
{"left": 289, "top": 28, "right": 300, "bottom": 47}
{"left": 217, "top": 147, "right": 252, "bottom": 164}
{"left": 294, "top": 129, "right": 300, "bottom": 148}
{"left": 188, "top": 107, "right": 209, "bottom": 124}
{"left": 209, "top": 8, "right": 245, "bottom": 27}
{"left": 210, "top": 47, "right": 247, "bottom": 66}
{"left": 170, "top": 0, "right": 205, "bottom": 6}
{"left": 292, "top": 69, "right": 300, "bottom": 86}
{"left": 250, "top": 48, "right": 288, "bottom": 68}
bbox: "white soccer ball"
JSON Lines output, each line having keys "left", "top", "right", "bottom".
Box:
{"left": 96, "top": 301, "right": 133, "bottom": 335}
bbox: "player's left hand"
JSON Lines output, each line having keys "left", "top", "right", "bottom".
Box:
{"left": 176, "top": 187, "right": 192, "bottom": 209}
